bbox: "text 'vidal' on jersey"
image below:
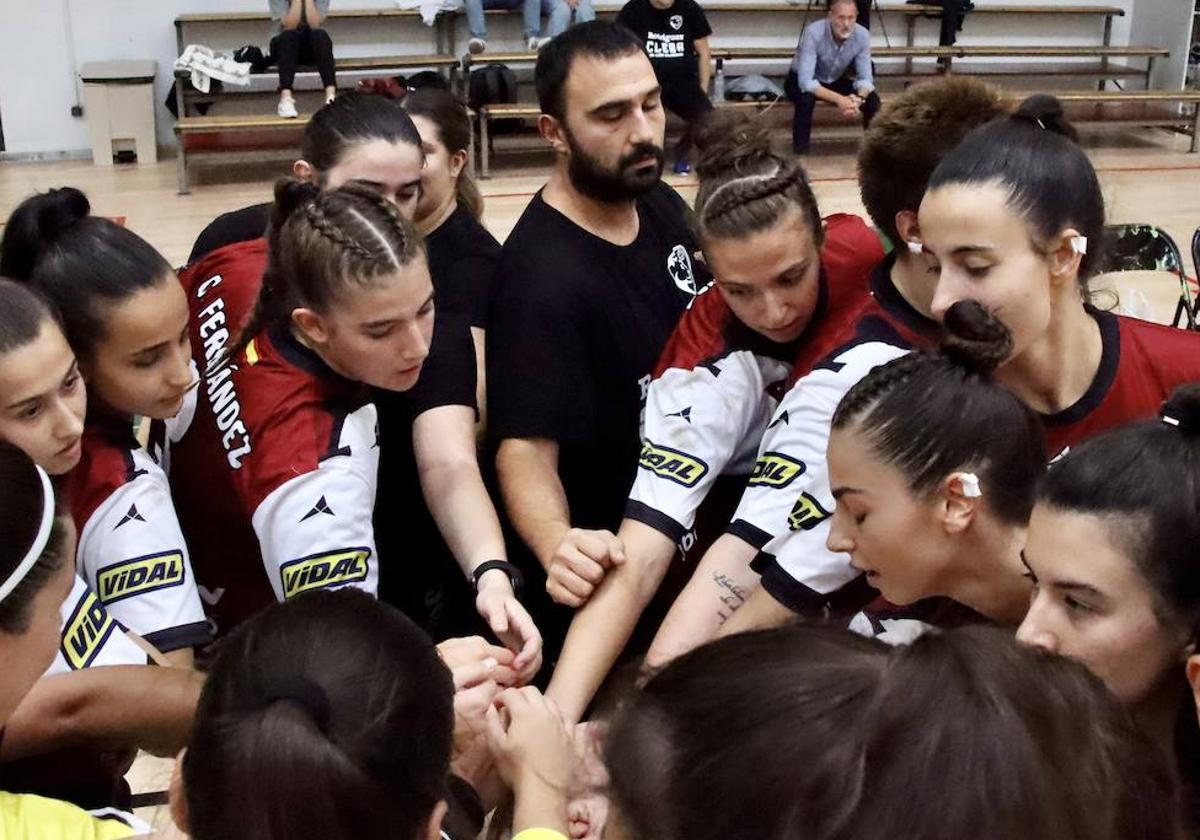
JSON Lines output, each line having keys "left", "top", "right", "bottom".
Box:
{"left": 65, "top": 415, "right": 211, "bottom": 654}
{"left": 46, "top": 576, "right": 149, "bottom": 675}
{"left": 626, "top": 213, "right": 885, "bottom": 546}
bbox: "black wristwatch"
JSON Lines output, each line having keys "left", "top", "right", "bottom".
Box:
{"left": 471, "top": 560, "right": 524, "bottom": 595}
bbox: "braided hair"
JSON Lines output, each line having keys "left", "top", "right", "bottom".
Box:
{"left": 831, "top": 300, "right": 1045, "bottom": 524}
{"left": 693, "top": 112, "right": 823, "bottom": 247}
{"left": 234, "top": 178, "right": 425, "bottom": 356}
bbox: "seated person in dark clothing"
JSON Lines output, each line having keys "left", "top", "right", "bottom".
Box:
{"left": 785, "top": 0, "right": 881, "bottom": 154}
{"left": 270, "top": 0, "right": 336, "bottom": 118}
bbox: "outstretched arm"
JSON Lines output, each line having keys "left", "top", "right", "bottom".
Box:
{"left": 545, "top": 519, "right": 676, "bottom": 724}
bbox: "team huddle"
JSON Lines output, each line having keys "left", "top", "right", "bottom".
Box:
{"left": 2, "top": 17, "right": 1200, "bottom": 840}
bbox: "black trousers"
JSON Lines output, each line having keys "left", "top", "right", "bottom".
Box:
{"left": 271, "top": 25, "right": 336, "bottom": 91}
{"left": 661, "top": 76, "right": 713, "bottom": 162}
{"left": 785, "top": 70, "right": 881, "bottom": 153}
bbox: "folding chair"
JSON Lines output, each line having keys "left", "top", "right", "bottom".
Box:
{"left": 1100, "top": 223, "right": 1194, "bottom": 329}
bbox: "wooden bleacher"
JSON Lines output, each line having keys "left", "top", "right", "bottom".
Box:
{"left": 174, "top": 9, "right": 448, "bottom": 53}
{"left": 172, "top": 2, "right": 1186, "bottom": 184}
{"left": 475, "top": 87, "right": 1200, "bottom": 176}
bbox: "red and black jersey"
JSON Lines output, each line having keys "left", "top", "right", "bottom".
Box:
{"left": 171, "top": 242, "right": 380, "bottom": 636}
{"left": 625, "top": 214, "right": 885, "bottom": 543}
{"left": 61, "top": 415, "right": 209, "bottom": 653}
{"left": 1043, "top": 309, "right": 1200, "bottom": 457}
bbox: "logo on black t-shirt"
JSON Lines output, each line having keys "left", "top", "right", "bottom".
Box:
{"left": 670, "top": 14, "right": 683, "bottom": 29}
{"left": 668, "top": 244, "right": 699, "bottom": 295}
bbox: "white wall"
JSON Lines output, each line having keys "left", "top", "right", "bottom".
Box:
{"left": 0, "top": 0, "right": 1173, "bottom": 156}
{"left": 0, "top": 0, "right": 427, "bottom": 156}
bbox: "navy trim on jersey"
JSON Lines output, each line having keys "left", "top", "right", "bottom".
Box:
{"left": 726, "top": 518, "right": 774, "bottom": 549}
{"left": 759, "top": 559, "right": 878, "bottom": 616}
{"left": 1041, "top": 306, "right": 1120, "bottom": 428}
{"left": 867, "top": 252, "right": 936, "bottom": 337}
{"left": 143, "top": 620, "right": 213, "bottom": 653}
{"left": 625, "top": 498, "right": 689, "bottom": 543}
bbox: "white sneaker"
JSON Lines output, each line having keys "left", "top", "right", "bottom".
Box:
{"left": 277, "top": 98, "right": 299, "bottom": 119}
{"left": 527, "top": 36, "right": 550, "bottom": 51}
{"left": 325, "top": 93, "right": 336, "bottom": 105}
{"left": 468, "top": 37, "right": 487, "bottom": 54}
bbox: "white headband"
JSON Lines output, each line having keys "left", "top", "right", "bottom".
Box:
{"left": 0, "top": 465, "right": 55, "bottom": 604}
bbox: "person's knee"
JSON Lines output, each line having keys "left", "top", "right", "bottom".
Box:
{"left": 309, "top": 28, "right": 333, "bottom": 48}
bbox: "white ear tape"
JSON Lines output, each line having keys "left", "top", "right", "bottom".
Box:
{"left": 953, "top": 472, "right": 983, "bottom": 498}
{"left": 906, "top": 240, "right": 923, "bottom": 255}
{"left": 1070, "top": 236, "right": 1088, "bottom": 255}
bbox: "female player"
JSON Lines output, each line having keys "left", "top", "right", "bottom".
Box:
{"left": 823, "top": 302, "right": 1044, "bottom": 634}
{"left": 178, "top": 95, "right": 540, "bottom": 675}
{"left": 173, "top": 588, "right": 566, "bottom": 840}
{"left": 1018, "top": 383, "right": 1200, "bottom": 824}
{"left": 542, "top": 113, "right": 884, "bottom": 722}
{"left": 1, "top": 189, "right": 209, "bottom": 667}
{"left": 632, "top": 77, "right": 1010, "bottom": 671}
{"left": 372, "top": 88, "right": 535, "bottom": 653}
{"left": 0, "top": 442, "right": 152, "bottom": 836}
{"left": 704, "top": 93, "right": 1200, "bottom": 640}
{"left": 189, "top": 91, "right": 425, "bottom": 262}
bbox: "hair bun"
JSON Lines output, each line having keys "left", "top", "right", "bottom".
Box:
{"left": 694, "top": 112, "right": 779, "bottom": 180}
{"left": 940, "top": 299, "right": 1013, "bottom": 375}
{"left": 270, "top": 177, "right": 322, "bottom": 230}
{"left": 0, "top": 187, "right": 92, "bottom": 282}
{"left": 1013, "top": 94, "right": 1078, "bottom": 142}
{"left": 33, "top": 187, "right": 91, "bottom": 240}
{"left": 1160, "top": 383, "right": 1200, "bottom": 437}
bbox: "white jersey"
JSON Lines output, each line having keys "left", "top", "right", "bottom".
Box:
{"left": 726, "top": 257, "right": 938, "bottom": 613}
{"left": 65, "top": 417, "right": 210, "bottom": 652}
{"left": 626, "top": 214, "right": 885, "bottom": 545}
{"left": 45, "top": 577, "right": 149, "bottom": 675}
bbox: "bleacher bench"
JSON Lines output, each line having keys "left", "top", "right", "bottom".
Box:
{"left": 174, "top": 109, "right": 476, "bottom": 194}
{"left": 476, "top": 89, "right": 1200, "bottom": 176}
{"left": 709, "top": 45, "right": 1169, "bottom": 89}
{"left": 449, "top": 3, "right": 1125, "bottom": 55}
{"left": 175, "top": 9, "right": 450, "bottom": 55}
{"left": 172, "top": 54, "right": 462, "bottom": 117}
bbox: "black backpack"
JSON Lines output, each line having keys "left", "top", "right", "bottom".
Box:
{"left": 468, "top": 63, "right": 518, "bottom": 112}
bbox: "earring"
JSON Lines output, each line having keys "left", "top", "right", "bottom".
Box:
{"left": 907, "top": 240, "right": 923, "bottom": 254}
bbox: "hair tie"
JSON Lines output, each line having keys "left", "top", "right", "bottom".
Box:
{"left": 0, "top": 465, "right": 55, "bottom": 604}
{"left": 263, "top": 675, "right": 333, "bottom": 733}
{"left": 1036, "top": 118, "right": 1046, "bottom": 130}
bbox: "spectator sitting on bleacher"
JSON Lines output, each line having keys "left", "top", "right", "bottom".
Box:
{"left": 270, "top": 0, "right": 336, "bottom": 119}
{"left": 616, "top": 0, "right": 713, "bottom": 174}
{"left": 784, "top": 0, "right": 880, "bottom": 154}
{"left": 466, "top": 0, "right": 595, "bottom": 54}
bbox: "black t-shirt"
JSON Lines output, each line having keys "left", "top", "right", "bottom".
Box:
{"left": 487, "top": 182, "right": 709, "bottom": 533}
{"left": 426, "top": 204, "right": 501, "bottom": 329}
{"left": 617, "top": 0, "right": 713, "bottom": 81}
{"left": 188, "top": 202, "right": 272, "bottom": 265}
{"left": 375, "top": 213, "right": 485, "bottom": 639}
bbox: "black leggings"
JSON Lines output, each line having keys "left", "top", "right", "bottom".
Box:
{"left": 661, "top": 78, "right": 714, "bottom": 163}
{"left": 271, "top": 25, "right": 336, "bottom": 91}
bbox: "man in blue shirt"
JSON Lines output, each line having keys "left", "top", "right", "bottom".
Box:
{"left": 784, "top": 0, "right": 881, "bottom": 153}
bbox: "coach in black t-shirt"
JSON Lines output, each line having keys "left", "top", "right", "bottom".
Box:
{"left": 488, "top": 22, "right": 708, "bottom": 650}
{"left": 616, "top": 0, "right": 713, "bottom": 173}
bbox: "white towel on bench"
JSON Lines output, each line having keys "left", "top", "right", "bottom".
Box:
{"left": 395, "top": 0, "right": 462, "bottom": 27}
{"left": 175, "top": 44, "right": 252, "bottom": 94}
